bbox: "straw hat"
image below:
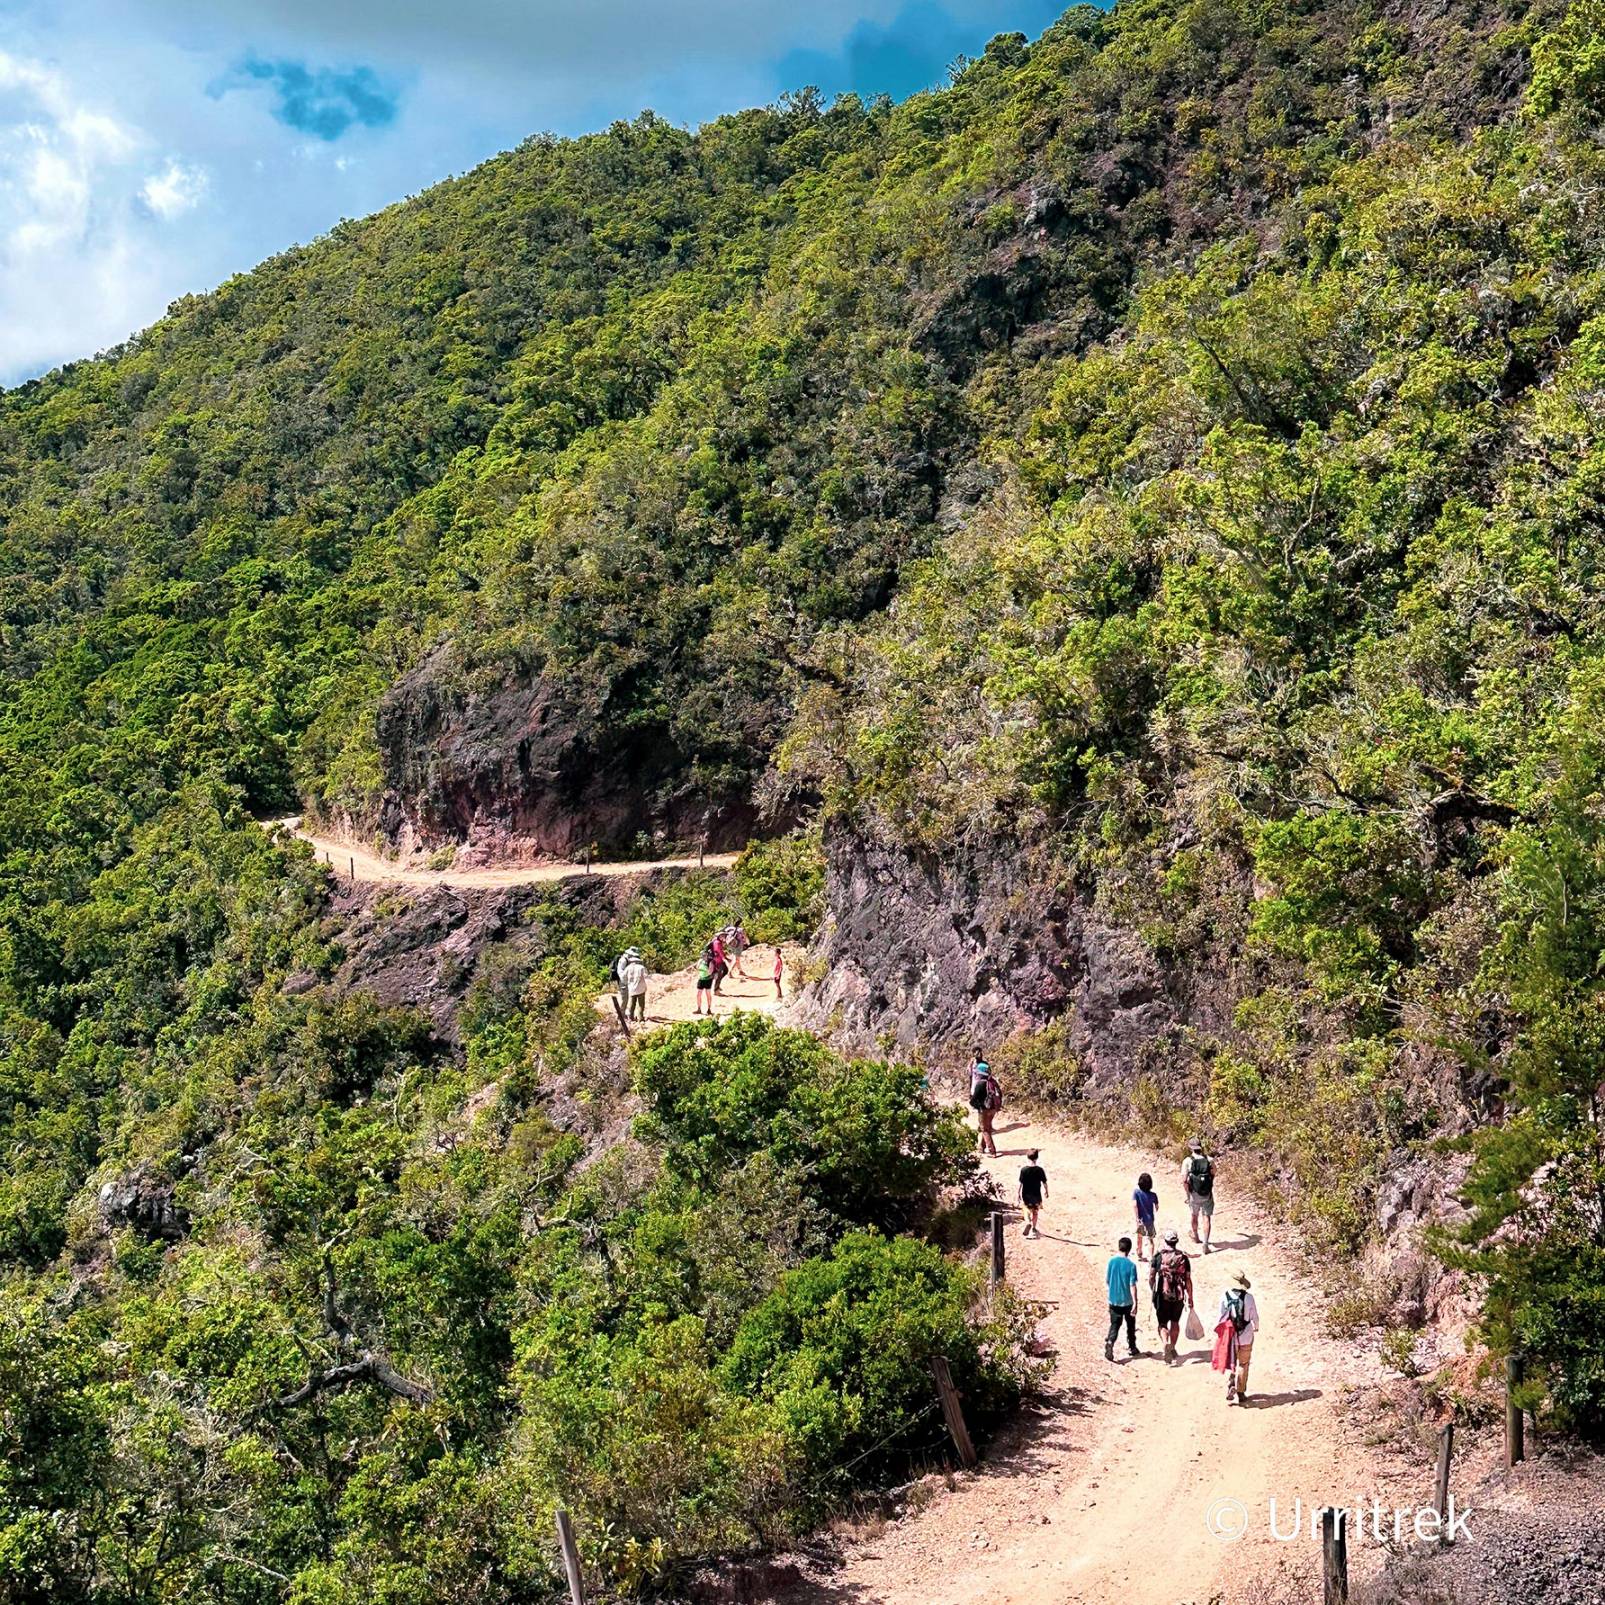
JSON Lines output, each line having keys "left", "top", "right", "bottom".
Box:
{"left": 1232, "top": 1271, "right": 1252, "bottom": 1290}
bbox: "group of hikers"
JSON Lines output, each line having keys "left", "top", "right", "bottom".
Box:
{"left": 692, "top": 922, "right": 783, "bottom": 1015}
{"left": 611, "top": 923, "right": 784, "bottom": 1021}
{"left": 971, "top": 1052, "right": 1258, "bottom": 1404}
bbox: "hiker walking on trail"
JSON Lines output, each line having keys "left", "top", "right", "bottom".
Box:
{"left": 621, "top": 950, "right": 649, "bottom": 1021}
{"left": 967, "top": 1054, "right": 1000, "bottom": 1157}
{"left": 1104, "top": 1236, "right": 1141, "bottom": 1361}
{"left": 772, "top": 944, "right": 784, "bottom": 999}
{"left": 1017, "top": 1149, "right": 1048, "bottom": 1237}
{"left": 710, "top": 933, "right": 729, "bottom": 995}
{"left": 1132, "top": 1171, "right": 1159, "bottom": 1261}
{"left": 1182, "top": 1139, "right": 1216, "bottom": 1253}
{"left": 694, "top": 950, "right": 715, "bottom": 1016}
{"left": 1149, "top": 1229, "right": 1195, "bottom": 1363}
{"left": 1213, "top": 1271, "right": 1259, "bottom": 1404}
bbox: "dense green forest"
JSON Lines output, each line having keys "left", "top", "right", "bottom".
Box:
{"left": 6, "top": 0, "right": 1605, "bottom": 1595}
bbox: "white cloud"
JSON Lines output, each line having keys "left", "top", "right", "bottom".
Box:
{"left": 141, "top": 160, "right": 208, "bottom": 219}
{"left": 0, "top": 49, "right": 213, "bottom": 380}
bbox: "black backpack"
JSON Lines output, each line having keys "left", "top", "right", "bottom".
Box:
{"left": 1224, "top": 1288, "right": 1248, "bottom": 1332}
{"left": 1188, "top": 1154, "right": 1214, "bottom": 1198}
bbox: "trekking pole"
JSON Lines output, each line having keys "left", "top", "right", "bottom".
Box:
{"left": 1434, "top": 1422, "right": 1454, "bottom": 1541}
{"left": 554, "top": 1509, "right": 586, "bottom": 1605}
{"left": 1505, "top": 1353, "right": 1525, "bottom": 1467}
{"left": 1320, "top": 1507, "right": 1348, "bottom": 1605}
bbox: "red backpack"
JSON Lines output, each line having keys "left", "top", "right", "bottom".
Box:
{"left": 1155, "top": 1249, "right": 1189, "bottom": 1303}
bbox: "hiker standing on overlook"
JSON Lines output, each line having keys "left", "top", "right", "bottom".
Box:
{"left": 694, "top": 948, "right": 715, "bottom": 1016}
{"left": 1104, "top": 1236, "right": 1141, "bottom": 1362}
{"left": 1213, "top": 1271, "right": 1260, "bottom": 1404}
{"left": 615, "top": 947, "right": 641, "bottom": 1014}
{"left": 1149, "top": 1229, "right": 1195, "bottom": 1363}
{"left": 709, "top": 932, "right": 730, "bottom": 996}
{"left": 1182, "top": 1139, "right": 1216, "bottom": 1253}
{"left": 621, "top": 950, "right": 649, "bottom": 1021}
{"left": 967, "top": 1052, "right": 1001, "bottom": 1157}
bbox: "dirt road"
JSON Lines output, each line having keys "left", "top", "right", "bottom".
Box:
{"left": 274, "top": 817, "right": 737, "bottom": 889}
{"left": 781, "top": 1109, "right": 1413, "bottom": 1605}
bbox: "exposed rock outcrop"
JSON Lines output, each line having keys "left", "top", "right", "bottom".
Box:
{"left": 794, "top": 826, "right": 1184, "bottom": 1086}
{"left": 98, "top": 1165, "right": 190, "bottom": 1241}
{"left": 370, "top": 648, "right": 755, "bottom": 862}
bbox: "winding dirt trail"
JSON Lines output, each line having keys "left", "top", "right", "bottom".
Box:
{"left": 273, "top": 817, "right": 737, "bottom": 888}
{"left": 778, "top": 1108, "right": 1414, "bottom": 1605}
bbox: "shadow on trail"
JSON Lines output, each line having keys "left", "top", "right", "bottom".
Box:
{"left": 1242, "top": 1388, "right": 1322, "bottom": 1408}
{"left": 1206, "top": 1231, "right": 1262, "bottom": 1252}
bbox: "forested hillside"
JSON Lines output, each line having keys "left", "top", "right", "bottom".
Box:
{"left": 5, "top": 0, "right": 1605, "bottom": 1597}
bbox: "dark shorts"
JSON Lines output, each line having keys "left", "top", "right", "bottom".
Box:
{"left": 696, "top": 976, "right": 713, "bottom": 991}
{"left": 1155, "top": 1296, "right": 1184, "bottom": 1325}
{"left": 1022, "top": 1193, "right": 1042, "bottom": 1210}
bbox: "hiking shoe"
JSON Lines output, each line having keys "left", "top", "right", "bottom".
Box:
{"left": 1128, "top": 1347, "right": 1141, "bottom": 1359}
{"left": 1203, "top": 1243, "right": 1211, "bottom": 1254}
{"left": 1104, "top": 1341, "right": 1114, "bottom": 1362}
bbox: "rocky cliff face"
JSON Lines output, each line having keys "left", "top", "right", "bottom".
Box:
{"left": 371, "top": 648, "right": 756, "bottom": 862}
{"left": 795, "top": 826, "right": 1188, "bottom": 1084}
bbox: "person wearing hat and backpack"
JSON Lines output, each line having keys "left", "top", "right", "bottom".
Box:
{"left": 1149, "top": 1229, "right": 1195, "bottom": 1363}
{"left": 1181, "top": 1139, "right": 1216, "bottom": 1253}
{"left": 1213, "top": 1271, "right": 1260, "bottom": 1404}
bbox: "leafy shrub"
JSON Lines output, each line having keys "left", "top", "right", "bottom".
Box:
{"left": 722, "top": 1232, "right": 1029, "bottom": 1491}
{"left": 632, "top": 1015, "right": 973, "bottom": 1225}
{"left": 733, "top": 834, "right": 826, "bottom": 945}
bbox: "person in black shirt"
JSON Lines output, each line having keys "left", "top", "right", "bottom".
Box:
{"left": 1017, "top": 1149, "right": 1049, "bottom": 1237}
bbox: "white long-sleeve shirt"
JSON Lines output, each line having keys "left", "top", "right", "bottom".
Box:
{"left": 1219, "top": 1289, "right": 1259, "bottom": 1343}
{"left": 622, "top": 960, "right": 648, "bottom": 997}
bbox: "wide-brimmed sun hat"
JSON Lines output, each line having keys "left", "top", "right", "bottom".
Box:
{"left": 1164, "top": 1230, "right": 1180, "bottom": 1246}
{"left": 1232, "top": 1271, "right": 1252, "bottom": 1290}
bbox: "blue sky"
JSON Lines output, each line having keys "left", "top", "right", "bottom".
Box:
{"left": 0, "top": 0, "right": 1064, "bottom": 386}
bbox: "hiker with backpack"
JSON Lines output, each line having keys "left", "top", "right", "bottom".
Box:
{"left": 967, "top": 1053, "right": 1001, "bottom": 1157}
{"left": 1104, "top": 1235, "right": 1141, "bottom": 1362}
{"left": 694, "top": 948, "right": 715, "bottom": 1016}
{"left": 1182, "top": 1139, "right": 1216, "bottom": 1253}
{"left": 710, "top": 932, "right": 730, "bottom": 995}
{"left": 1212, "top": 1271, "right": 1260, "bottom": 1404}
{"left": 1149, "top": 1229, "right": 1196, "bottom": 1363}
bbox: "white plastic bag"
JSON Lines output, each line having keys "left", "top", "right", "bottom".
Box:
{"left": 1184, "top": 1306, "right": 1206, "bottom": 1342}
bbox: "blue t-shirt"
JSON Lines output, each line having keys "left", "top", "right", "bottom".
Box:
{"left": 1133, "top": 1186, "right": 1158, "bottom": 1227}
{"left": 1106, "top": 1254, "right": 1138, "bottom": 1308}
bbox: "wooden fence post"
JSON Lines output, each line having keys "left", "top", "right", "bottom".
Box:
{"left": 554, "top": 1509, "right": 585, "bottom": 1605}
{"left": 348, "top": 855, "right": 354, "bottom": 879}
{"left": 698, "top": 833, "right": 707, "bottom": 869}
{"left": 1434, "top": 1422, "right": 1454, "bottom": 1540}
{"left": 930, "top": 1355, "right": 977, "bottom": 1470}
{"left": 1505, "top": 1353, "right": 1525, "bottom": 1468}
{"left": 1321, "top": 1507, "right": 1348, "bottom": 1605}
{"left": 989, "top": 1211, "right": 1005, "bottom": 1290}
{"left": 610, "top": 995, "right": 631, "bottom": 1038}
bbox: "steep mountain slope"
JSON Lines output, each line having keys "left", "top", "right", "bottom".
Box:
{"left": 5, "top": 0, "right": 1605, "bottom": 1599}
